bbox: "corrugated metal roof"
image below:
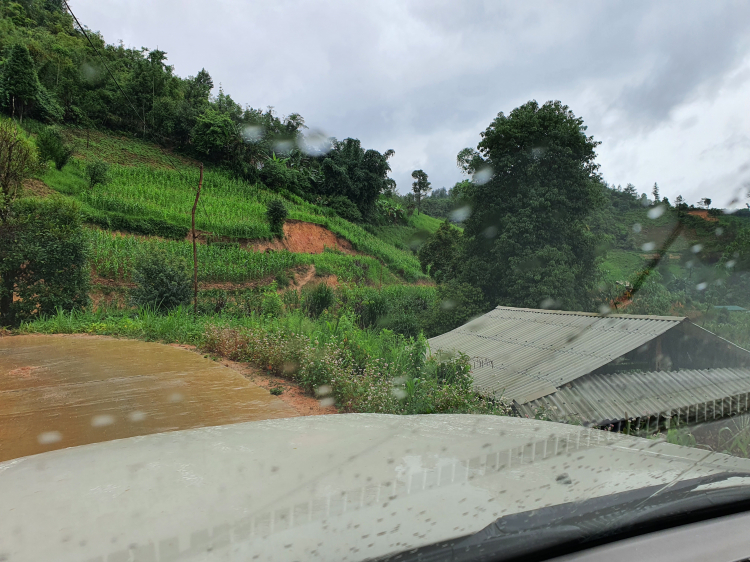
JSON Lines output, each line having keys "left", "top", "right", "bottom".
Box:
{"left": 518, "top": 368, "right": 750, "bottom": 425}
{"left": 427, "top": 306, "right": 685, "bottom": 403}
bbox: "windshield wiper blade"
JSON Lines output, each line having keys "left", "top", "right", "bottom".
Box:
{"left": 381, "top": 472, "right": 750, "bottom": 562}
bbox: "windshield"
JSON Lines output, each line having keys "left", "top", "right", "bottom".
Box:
{"left": 2, "top": 2, "right": 750, "bottom": 561}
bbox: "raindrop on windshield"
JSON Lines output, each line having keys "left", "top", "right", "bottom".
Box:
{"left": 599, "top": 304, "right": 611, "bottom": 315}
{"left": 391, "top": 387, "right": 407, "bottom": 400}
{"left": 632, "top": 223, "right": 642, "bottom": 233}
{"left": 240, "top": 125, "right": 264, "bottom": 142}
{"left": 647, "top": 205, "right": 665, "bottom": 219}
{"left": 298, "top": 130, "right": 332, "bottom": 156}
{"left": 716, "top": 227, "right": 724, "bottom": 236}
{"left": 540, "top": 298, "right": 559, "bottom": 309}
{"left": 319, "top": 397, "right": 335, "bottom": 407}
{"left": 450, "top": 205, "right": 471, "bottom": 222}
{"left": 691, "top": 244, "right": 703, "bottom": 253}
{"left": 483, "top": 226, "right": 498, "bottom": 238}
{"left": 169, "top": 392, "right": 184, "bottom": 403}
{"left": 273, "top": 140, "right": 295, "bottom": 154}
{"left": 641, "top": 242, "right": 656, "bottom": 251}
{"left": 128, "top": 411, "right": 146, "bottom": 422}
{"left": 91, "top": 414, "right": 114, "bottom": 427}
{"left": 473, "top": 166, "right": 493, "bottom": 185}
{"left": 441, "top": 299, "right": 456, "bottom": 310}
{"left": 316, "top": 385, "right": 332, "bottom": 397}
{"left": 37, "top": 431, "right": 62, "bottom": 445}
{"left": 696, "top": 282, "right": 708, "bottom": 291}
{"left": 727, "top": 260, "right": 736, "bottom": 269}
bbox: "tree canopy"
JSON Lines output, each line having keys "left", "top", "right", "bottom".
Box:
{"left": 456, "top": 100, "right": 605, "bottom": 310}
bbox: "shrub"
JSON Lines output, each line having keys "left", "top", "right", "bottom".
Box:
{"left": 266, "top": 199, "right": 287, "bottom": 238}
{"left": 261, "top": 289, "right": 283, "bottom": 317}
{"left": 327, "top": 195, "right": 362, "bottom": 223}
{"left": 303, "top": 282, "right": 334, "bottom": 317}
{"left": 0, "top": 197, "right": 90, "bottom": 326}
{"left": 130, "top": 252, "right": 192, "bottom": 311}
{"left": 85, "top": 159, "right": 109, "bottom": 189}
{"left": 36, "top": 127, "right": 73, "bottom": 170}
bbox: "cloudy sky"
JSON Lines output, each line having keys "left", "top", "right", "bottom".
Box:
{"left": 74, "top": 0, "right": 750, "bottom": 207}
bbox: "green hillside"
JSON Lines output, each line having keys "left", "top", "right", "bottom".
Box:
{"left": 35, "top": 128, "right": 439, "bottom": 285}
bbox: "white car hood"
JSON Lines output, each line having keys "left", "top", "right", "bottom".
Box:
{"left": 2, "top": 414, "right": 750, "bottom": 561}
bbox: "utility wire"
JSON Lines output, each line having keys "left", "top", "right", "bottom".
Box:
{"left": 62, "top": 0, "right": 207, "bottom": 196}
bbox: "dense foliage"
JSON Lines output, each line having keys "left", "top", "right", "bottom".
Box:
{"left": 130, "top": 251, "right": 192, "bottom": 311}
{"left": 455, "top": 100, "right": 605, "bottom": 310}
{"left": 266, "top": 199, "right": 287, "bottom": 238}
{"left": 0, "top": 3, "right": 397, "bottom": 222}
{"left": 0, "top": 196, "right": 89, "bottom": 326}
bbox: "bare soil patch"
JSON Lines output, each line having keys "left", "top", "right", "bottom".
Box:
{"left": 22, "top": 178, "right": 55, "bottom": 197}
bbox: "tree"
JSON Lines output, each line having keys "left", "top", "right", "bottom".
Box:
{"left": 623, "top": 183, "right": 637, "bottom": 197}
{"left": 457, "top": 100, "right": 604, "bottom": 310}
{"left": 0, "top": 119, "right": 41, "bottom": 215}
{"left": 191, "top": 108, "right": 237, "bottom": 160}
{"left": 675, "top": 194, "right": 685, "bottom": 207}
{"left": 652, "top": 182, "right": 660, "bottom": 202}
{"left": 85, "top": 159, "right": 109, "bottom": 189}
{"left": 0, "top": 44, "right": 40, "bottom": 123}
{"left": 36, "top": 126, "right": 73, "bottom": 170}
{"left": 411, "top": 169, "right": 431, "bottom": 214}
{"left": 130, "top": 252, "right": 192, "bottom": 312}
{"left": 700, "top": 197, "right": 712, "bottom": 209}
{"left": 417, "top": 221, "right": 462, "bottom": 282}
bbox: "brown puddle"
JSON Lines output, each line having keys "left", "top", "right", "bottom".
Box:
{"left": 0, "top": 335, "right": 298, "bottom": 463}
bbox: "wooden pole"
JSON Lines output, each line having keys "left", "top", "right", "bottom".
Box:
{"left": 192, "top": 164, "right": 203, "bottom": 316}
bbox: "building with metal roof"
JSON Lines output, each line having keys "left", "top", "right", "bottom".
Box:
{"left": 428, "top": 306, "right": 750, "bottom": 427}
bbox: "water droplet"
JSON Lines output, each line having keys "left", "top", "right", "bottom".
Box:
{"left": 273, "top": 140, "right": 294, "bottom": 154}
{"left": 128, "top": 411, "right": 146, "bottom": 422}
{"left": 598, "top": 304, "right": 611, "bottom": 315}
{"left": 540, "top": 298, "right": 559, "bottom": 309}
{"left": 691, "top": 244, "right": 703, "bottom": 253}
{"left": 727, "top": 260, "right": 736, "bottom": 269}
{"left": 316, "top": 385, "right": 332, "bottom": 397}
{"left": 169, "top": 392, "right": 184, "bottom": 403}
{"left": 632, "top": 223, "right": 642, "bottom": 233}
{"left": 716, "top": 228, "right": 724, "bottom": 236}
{"left": 298, "top": 130, "right": 332, "bottom": 156}
{"left": 38, "top": 431, "right": 62, "bottom": 445}
{"left": 647, "top": 205, "right": 665, "bottom": 219}
{"left": 91, "top": 414, "right": 114, "bottom": 427}
{"left": 483, "top": 226, "right": 498, "bottom": 238}
{"left": 696, "top": 282, "right": 707, "bottom": 291}
{"left": 450, "top": 205, "right": 471, "bottom": 222}
{"left": 319, "top": 397, "right": 335, "bottom": 407}
{"left": 440, "top": 299, "right": 456, "bottom": 310}
{"left": 473, "top": 166, "right": 493, "bottom": 185}
{"left": 391, "top": 388, "right": 407, "bottom": 400}
{"left": 241, "top": 125, "right": 264, "bottom": 142}
{"left": 641, "top": 242, "right": 656, "bottom": 251}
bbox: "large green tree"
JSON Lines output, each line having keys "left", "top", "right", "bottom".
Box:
{"left": 411, "top": 169, "right": 431, "bottom": 214}
{"left": 0, "top": 43, "right": 39, "bottom": 122}
{"left": 457, "top": 100, "right": 604, "bottom": 310}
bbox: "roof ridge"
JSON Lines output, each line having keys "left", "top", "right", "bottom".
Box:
{"left": 492, "top": 306, "right": 686, "bottom": 322}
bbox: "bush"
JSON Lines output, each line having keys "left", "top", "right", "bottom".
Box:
{"left": 303, "top": 282, "right": 334, "bottom": 317}
{"left": 266, "top": 199, "right": 287, "bottom": 238}
{"left": 261, "top": 288, "right": 283, "bottom": 317}
{"left": 36, "top": 127, "right": 73, "bottom": 170}
{"left": 327, "top": 195, "right": 362, "bottom": 223}
{"left": 85, "top": 159, "right": 109, "bottom": 189}
{"left": 130, "top": 252, "right": 192, "bottom": 311}
{"left": 0, "top": 197, "right": 90, "bottom": 326}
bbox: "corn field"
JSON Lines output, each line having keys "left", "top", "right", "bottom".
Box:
{"left": 89, "top": 230, "right": 305, "bottom": 283}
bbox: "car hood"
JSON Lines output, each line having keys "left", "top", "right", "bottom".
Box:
{"left": 2, "top": 414, "right": 750, "bottom": 561}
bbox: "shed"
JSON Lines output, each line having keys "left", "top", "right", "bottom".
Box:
{"left": 428, "top": 306, "right": 750, "bottom": 427}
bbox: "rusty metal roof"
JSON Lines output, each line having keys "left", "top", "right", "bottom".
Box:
{"left": 518, "top": 368, "right": 750, "bottom": 425}
{"left": 427, "top": 306, "right": 686, "bottom": 404}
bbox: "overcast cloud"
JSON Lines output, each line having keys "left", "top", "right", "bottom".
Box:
{"left": 75, "top": 0, "right": 750, "bottom": 206}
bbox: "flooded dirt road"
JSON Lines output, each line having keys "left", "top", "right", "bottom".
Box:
{"left": 0, "top": 335, "right": 298, "bottom": 462}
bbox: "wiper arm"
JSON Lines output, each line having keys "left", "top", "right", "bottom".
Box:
{"left": 381, "top": 472, "right": 750, "bottom": 562}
